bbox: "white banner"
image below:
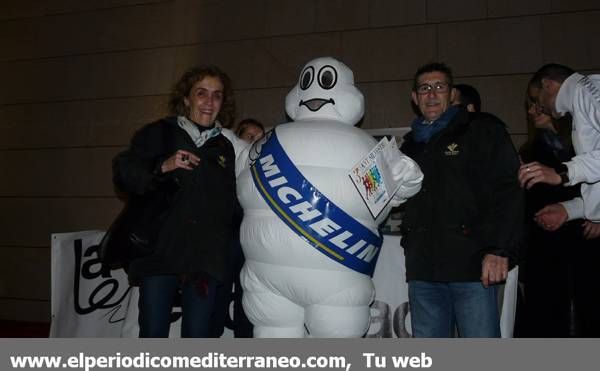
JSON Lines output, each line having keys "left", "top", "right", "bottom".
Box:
{"left": 49, "top": 231, "right": 131, "bottom": 337}
{"left": 50, "top": 231, "right": 516, "bottom": 338}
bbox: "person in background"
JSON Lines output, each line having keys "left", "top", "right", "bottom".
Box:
{"left": 399, "top": 62, "right": 523, "bottom": 338}
{"left": 453, "top": 83, "right": 481, "bottom": 113}
{"left": 233, "top": 118, "right": 264, "bottom": 336}
{"left": 519, "top": 64, "right": 600, "bottom": 238}
{"left": 518, "top": 83, "right": 600, "bottom": 337}
{"left": 235, "top": 118, "right": 265, "bottom": 143}
{"left": 113, "top": 65, "right": 239, "bottom": 337}
{"left": 210, "top": 118, "right": 265, "bottom": 338}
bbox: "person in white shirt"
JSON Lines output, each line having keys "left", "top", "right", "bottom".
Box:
{"left": 519, "top": 63, "right": 600, "bottom": 239}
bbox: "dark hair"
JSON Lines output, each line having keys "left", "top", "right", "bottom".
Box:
{"left": 529, "top": 63, "right": 575, "bottom": 89}
{"left": 520, "top": 93, "right": 573, "bottom": 162}
{"left": 168, "top": 65, "right": 236, "bottom": 128}
{"left": 454, "top": 84, "right": 481, "bottom": 112}
{"left": 235, "top": 118, "right": 265, "bottom": 138}
{"left": 413, "top": 62, "right": 454, "bottom": 91}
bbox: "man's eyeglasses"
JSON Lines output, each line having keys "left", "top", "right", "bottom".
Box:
{"left": 416, "top": 82, "right": 450, "bottom": 95}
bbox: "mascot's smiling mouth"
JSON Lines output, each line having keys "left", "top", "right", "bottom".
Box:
{"left": 300, "top": 98, "right": 335, "bottom": 112}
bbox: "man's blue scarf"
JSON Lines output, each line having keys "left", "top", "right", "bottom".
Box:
{"left": 411, "top": 106, "right": 459, "bottom": 143}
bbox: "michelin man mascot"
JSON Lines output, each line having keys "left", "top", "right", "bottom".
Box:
{"left": 236, "top": 57, "right": 423, "bottom": 337}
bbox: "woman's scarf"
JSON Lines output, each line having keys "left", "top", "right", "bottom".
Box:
{"left": 177, "top": 115, "right": 222, "bottom": 148}
{"left": 540, "top": 129, "right": 570, "bottom": 162}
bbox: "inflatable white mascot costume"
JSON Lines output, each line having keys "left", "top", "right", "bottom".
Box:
{"left": 236, "top": 57, "right": 423, "bottom": 337}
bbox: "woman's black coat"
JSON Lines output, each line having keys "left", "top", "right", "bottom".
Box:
{"left": 112, "top": 117, "right": 238, "bottom": 284}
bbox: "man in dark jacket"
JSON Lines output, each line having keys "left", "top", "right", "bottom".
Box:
{"left": 400, "top": 62, "right": 523, "bottom": 337}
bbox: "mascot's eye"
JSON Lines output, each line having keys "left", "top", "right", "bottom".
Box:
{"left": 318, "top": 65, "right": 337, "bottom": 90}
{"left": 300, "top": 66, "right": 314, "bottom": 90}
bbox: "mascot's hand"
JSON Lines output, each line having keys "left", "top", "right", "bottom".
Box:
{"left": 390, "top": 155, "right": 424, "bottom": 207}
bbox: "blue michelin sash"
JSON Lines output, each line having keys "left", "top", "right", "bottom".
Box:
{"left": 251, "top": 130, "right": 383, "bottom": 276}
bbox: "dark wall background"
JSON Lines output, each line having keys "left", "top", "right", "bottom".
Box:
{"left": 1, "top": 0, "right": 599, "bottom": 322}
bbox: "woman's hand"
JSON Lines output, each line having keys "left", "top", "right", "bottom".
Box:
{"left": 160, "top": 150, "right": 200, "bottom": 173}
{"left": 518, "top": 161, "right": 561, "bottom": 189}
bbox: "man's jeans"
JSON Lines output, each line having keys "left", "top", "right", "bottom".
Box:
{"left": 408, "top": 280, "right": 500, "bottom": 338}
{"left": 138, "top": 274, "right": 217, "bottom": 337}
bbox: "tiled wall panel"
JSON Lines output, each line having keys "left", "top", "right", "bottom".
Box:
{"left": 426, "top": 0, "right": 487, "bottom": 22}
{"left": 0, "top": 96, "right": 167, "bottom": 149}
{"left": 438, "top": 17, "right": 543, "bottom": 76}
{"left": 368, "top": 0, "right": 427, "bottom": 27}
{"left": 342, "top": 26, "right": 437, "bottom": 82}
{"left": 487, "top": 0, "right": 551, "bottom": 17}
{"left": 315, "top": 0, "right": 369, "bottom": 32}
{"left": 0, "top": 198, "right": 122, "bottom": 247}
{"left": 0, "top": 247, "right": 50, "bottom": 301}
{"left": 0, "top": 2, "right": 175, "bottom": 61}
{"left": 0, "top": 298, "right": 50, "bottom": 322}
{"left": 0, "top": 0, "right": 168, "bottom": 21}
{"left": 0, "top": 148, "right": 120, "bottom": 197}
{"left": 541, "top": 11, "right": 600, "bottom": 70}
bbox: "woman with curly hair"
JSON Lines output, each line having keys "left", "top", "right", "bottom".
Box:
{"left": 113, "top": 65, "right": 240, "bottom": 337}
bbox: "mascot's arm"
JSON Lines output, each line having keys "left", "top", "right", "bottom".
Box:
{"left": 221, "top": 128, "right": 251, "bottom": 176}
{"left": 389, "top": 154, "right": 423, "bottom": 207}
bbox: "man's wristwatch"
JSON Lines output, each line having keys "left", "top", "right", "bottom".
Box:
{"left": 557, "top": 163, "right": 569, "bottom": 185}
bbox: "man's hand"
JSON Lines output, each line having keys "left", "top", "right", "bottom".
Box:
{"left": 534, "top": 203, "right": 568, "bottom": 231}
{"left": 481, "top": 254, "right": 508, "bottom": 288}
{"left": 583, "top": 221, "right": 600, "bottom": 240}
{"left": 519, "top": 161, "right": 561, "bottom": 189}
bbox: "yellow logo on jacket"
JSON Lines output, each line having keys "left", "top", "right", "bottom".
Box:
{"left": 218, "top": 155, "right": 227, "bottom": 168}
{"left": 444, "top": 143, "right": 459, "bottom": 156}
